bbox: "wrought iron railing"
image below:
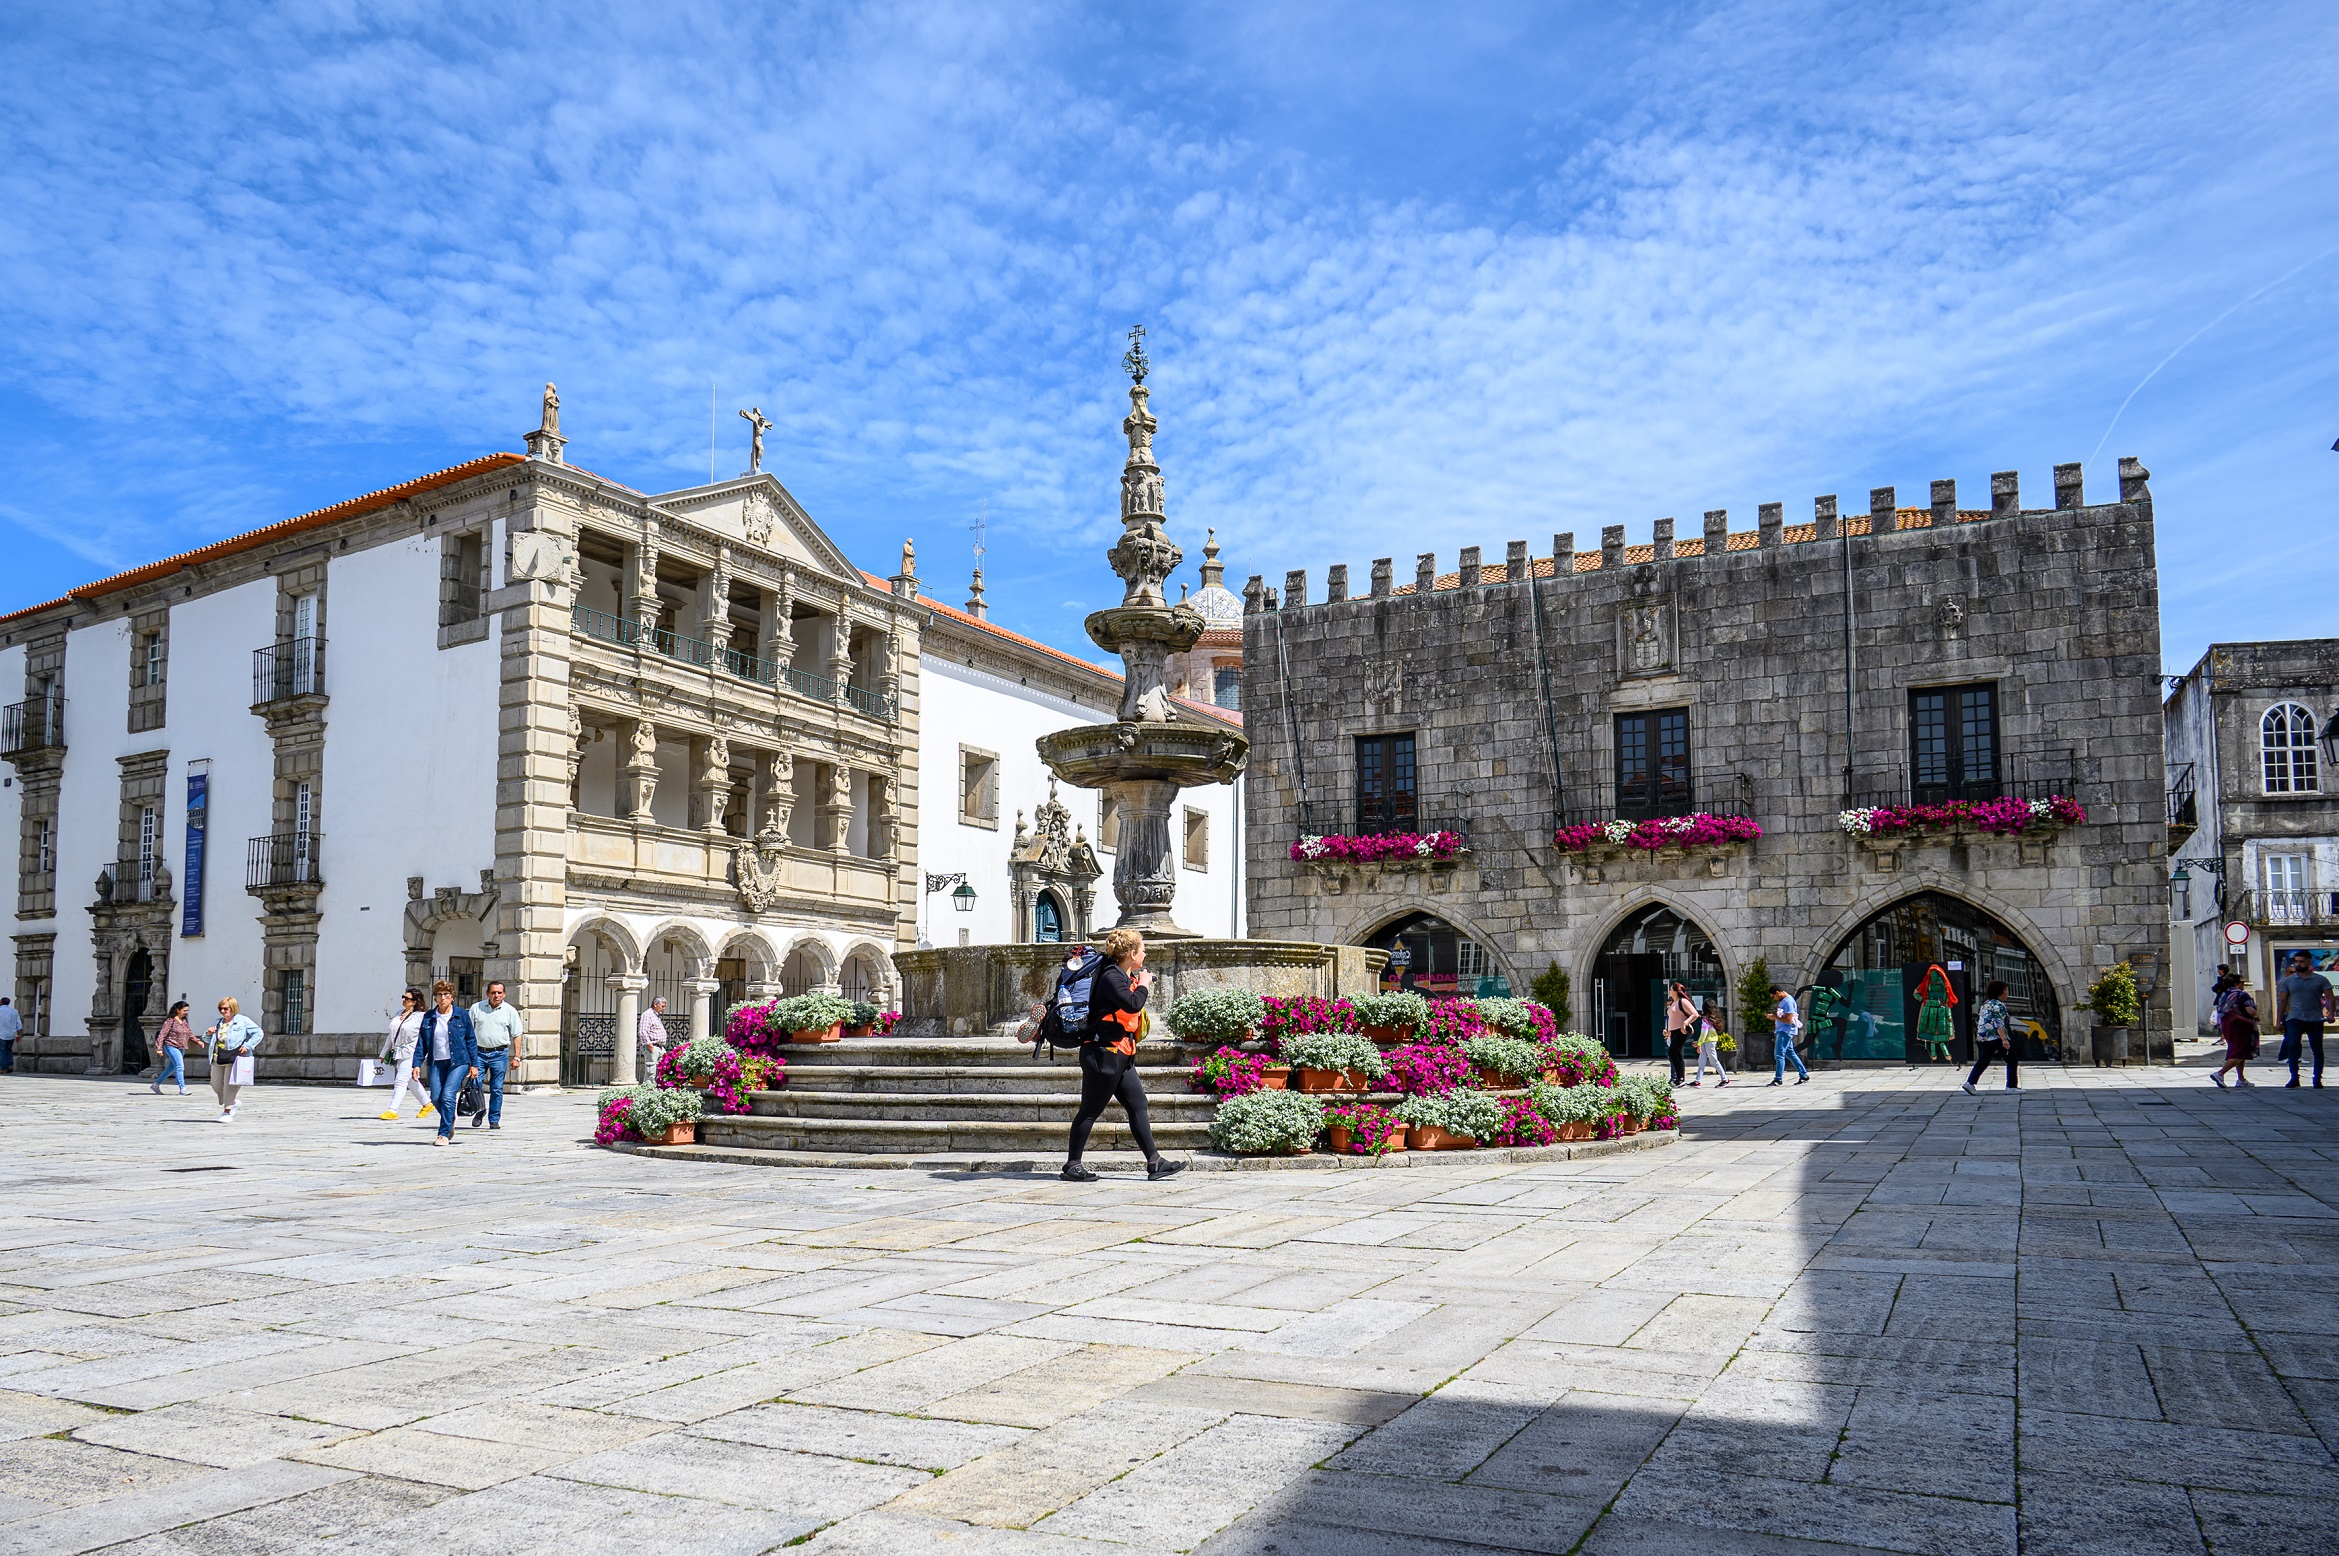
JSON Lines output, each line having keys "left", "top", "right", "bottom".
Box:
{"left": 104, "top": 857, "right": 161, "bottom": 904}
{"left": 843, "top": 682, "right": 897, "bottom": 721}
{"left": 2232, "top": 888, "right": 2339, "bottom": 928}
{"left": 1847, "top": 775, "right": 2080, "bottom": 811}
{"left": 252, "top": 637, "right": 325, "bottom": 705}
{"left": 572, "top": 604, "right": 640, "bottom": 647}
{"left": 787, "top": 664, "right": 835, "bottom": 700}
{"left": 2167, "top": 762, "right": 2197, "bottom": 829}
{"left": 1298, "top": 809, "right": 1470, "bottom": 847}
{"left": 1, "top": 696, "right": 64, "bottom": 757}
{"left": 1561, "top": 794, "right": 1755, "bottom": 829}
{"left": 246, "top": 832, "right": 322, "bottom": 890}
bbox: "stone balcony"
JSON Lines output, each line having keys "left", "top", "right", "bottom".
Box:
{"left": 568, "top": 812, "right": 898, "bottom": 921}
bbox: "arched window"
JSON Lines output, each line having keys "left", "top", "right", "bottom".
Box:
{"left": 2262, "top": 704, "right": 2320, "bottom": 794}
{"left": 1033, "top": 892, "right": 1064, "bottom": 943}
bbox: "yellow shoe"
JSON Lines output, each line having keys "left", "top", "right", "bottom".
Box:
{"left": 417, "top": 1105, "right": 434, "bottom": 1119}
{"left": 378, "top": 1110, "right": 401, "bottom": 1121}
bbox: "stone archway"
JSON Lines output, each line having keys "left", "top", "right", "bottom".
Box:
{"left": 1353, "top": 906, "right": 1518, "bottom": 998}
{"left": 1812, "top": 889, "right": 2067, "bottom": 1065}
{"left": 1584, "top": 901, "right": 1729, "bottom": 1061}
{"left": 404, "top": 872, "right": 499, "bottom": 996}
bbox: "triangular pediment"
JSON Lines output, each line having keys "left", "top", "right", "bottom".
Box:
{"left": 649, "top": 474, "right": 865, "bottom": 586}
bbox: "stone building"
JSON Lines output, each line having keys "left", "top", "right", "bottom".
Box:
{"left": 0, "top": 388, "right": 1241, "bottom": 1083}
{"left": 2163, "top": 638, "right": 2339, "bottom": 1030}
{"left": 1241, "top": 460, "right": 2172, "bottom": 1065}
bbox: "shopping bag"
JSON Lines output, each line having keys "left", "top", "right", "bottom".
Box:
{"left": 230, "top": 1054, "right": 255, "bottom": 1087}
{"left": 358, "top": 1058, "right": 381, "bottom": 1087}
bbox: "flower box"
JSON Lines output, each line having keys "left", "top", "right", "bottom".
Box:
{"left": 1556, "top": 1121, "right": 1597, "bottom": 1142}
{"left": 1838, "top": 794, "right": 2085, "bottom": 839}
{"left": 787, "top": 1024, "right": 843, "bottom": 1044}
{"left": 1294, "top": 1066, "right": 1367, "bottom": 1094}
{"left": 1556, "top": 812, "right": 1762, "bottom": 853}
{"left": 1291, "top": 830, "right": 1466, "bottom": 865}
{"left": 1407, "top": 1124, "right": 1478, "bottom": 1151}
{"left": 1362, "top": 1024, "right": 1415, "bottom": 1044}
{"left": 1255, "top": 1067, "right": 1291, "bottom": 1091}
{"left": 1620, "top": 1115, "right": 1645, "bottom": 1134}
{"left": 844, "top": 1024, "right": 876, "bottom": 1037}
{"left": 649, "top": 1120, "right": 696, "bottom": 1146}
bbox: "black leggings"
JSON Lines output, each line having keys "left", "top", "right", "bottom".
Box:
{"left": 1068, "top": 1044, "right": 1158, "bottom": 1162}
{"left": 1966, "top": 1039, "right": 2018, "bottom": 1088}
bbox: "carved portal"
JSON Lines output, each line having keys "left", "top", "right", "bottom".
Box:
{"left": 1009, "top": 779, "right": 1102, "bottom": 942}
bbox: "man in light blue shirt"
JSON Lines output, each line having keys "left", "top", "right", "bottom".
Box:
{"left": 469, "top": 981, "right": 524, "bottom": 1132}
{"left": 0, "top": 996, "right": 19, "bottom": 1072}
{"left": 1769, "top": 985, "right": 1809, "bottom": 1086}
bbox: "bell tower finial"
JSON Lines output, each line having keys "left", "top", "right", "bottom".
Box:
{"left": 1122, "top": 324, "right": 1148, "bottom": 385}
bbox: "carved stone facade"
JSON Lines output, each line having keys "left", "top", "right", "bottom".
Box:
{"left": 1245, "top": 461, "right": 2172, "bottom": 1064}
{"left": 1008, "top": 780, "right": 1102, "bottom": 942}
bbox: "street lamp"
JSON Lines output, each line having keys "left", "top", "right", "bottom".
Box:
{"left": 2319, "top": 708, "right": 2339, "bottom": 773}
{"left": 919, "top": 873, "right": 977, "bottom": 949}
{"left": 2170, "top": 864, "right": 2190, "bottom": 922}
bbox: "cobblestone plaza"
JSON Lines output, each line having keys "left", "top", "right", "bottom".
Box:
{"left": 1, "top": 1066, "right": 2334, "bottom": 1555}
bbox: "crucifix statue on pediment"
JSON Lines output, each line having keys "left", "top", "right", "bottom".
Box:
{"left": 739, "top": 406, "right": 773, "bottom": 474}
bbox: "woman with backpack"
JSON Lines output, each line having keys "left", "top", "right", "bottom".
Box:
{"left": 2213, "top": 975, "right": 2260, "bottom": 1088}
{"left": 1062, "top": 928, "right": 1186, "bottom": 1184}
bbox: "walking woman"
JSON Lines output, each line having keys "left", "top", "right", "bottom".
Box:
{"left": 150, "top": 1000, "right": 194, "bottom": 1095}
{"left": 1690, "top": 998, "right": 1729, "bottom": 1087}
{"left": 377, "top": 988, "right": 430, "bottom": 1122}
{"left": 1663, "top": 982, "right": 1697, "bottom": 1086}
{"left": 2213, "top": 976, "right": 2260, "bottom": 1088}
{"left": 1961, "top": 980, "right": 2020, "bottom": 1093}
{"left": 1062, "top": 929, "right": 1186, "bottom": 1184}
{"left": 205, "top": 996, "right": 263, "bottom": 1122}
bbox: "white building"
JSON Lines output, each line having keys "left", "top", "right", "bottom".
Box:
{"left": 2, "top": 390, "right": 1242, "bottom": 1082}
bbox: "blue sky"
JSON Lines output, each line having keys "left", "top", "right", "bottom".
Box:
{"left": 2, "top": 0, "right": 2333, "bottom": 675}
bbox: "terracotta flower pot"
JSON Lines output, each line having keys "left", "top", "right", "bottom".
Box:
{"left": 682, "top": 1076, "right": 714, "bottom": 1090}
{"left": 1363, "top": 1024, "right": 1416, "bottom": 1044}
{"left": 787, "top": 1024, "right": 843, "bottom": 1044}
{"left": 1255, "top": 1068, "right": 1291, "bottom": 1091}
{"left": 1557, "top": 1120, "right": 1596, "bottom": 1142}
{"left": 1295, "top": 1067, "right": 1366, "bottom": 1093}
{"left": 1622, "top": 1115, "right": 1645, "bottom": 1134}
{"left": 1407, "top": 1124, "right": 1478, "bottom": 1151}
{"left": 1326, "top": 1124, "right": 1354, "bottom": 1153}
{"left": 647, "top": 1121, "right": 696, "bottom": 1146}
{"left": 844, "top": 1024, "right": 875, "bottom": 1037}
{"left": 1341, "top": 1069, "right": 1377, "bottom": 1092}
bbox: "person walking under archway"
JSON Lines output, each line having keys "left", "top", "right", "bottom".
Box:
{"left": 1663, "top": 982, "right": 1697, "bottom": 1086}
{"left": 1062, "top": 929, "right": 1185, "bottom": 1183}
{"left": 1961, "top": 980, "right": 2020, "bottom": 1094}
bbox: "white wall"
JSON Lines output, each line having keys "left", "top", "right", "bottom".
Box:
{"left": 916, "top": 654, "right": 1243, "bottom": 946}
{"left": 0, "top": 641, "right": 25, "bottom": 1014}
{"left": 160, "top": 577, "right": 288, "bottom": 1023}
{"left": 316, "top": 529, "right": 500, "bottom": 1033}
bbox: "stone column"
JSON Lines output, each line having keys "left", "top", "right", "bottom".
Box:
{"left": 686, "top": 978, "right": 720, "bottom": 1042}
{"left": 760, "top": 747, "right": 795, "bottom": 841}
{"left": 1104, "top": 776, "right": 1182, "bottom": 934}
{"left": 822, "top": 763, "right": 854, "bottom": 855}
{"left": 698, "top": 734, "right": 732, "bottom": 834}
{"left": 609, "top": 973, "right": 644, "bottom": 1086}
{"left": 490, "top": 471, "right": 584, "bottom": 1088}
{"left": 827, "top": 613, "right": 856, "bottom": 703}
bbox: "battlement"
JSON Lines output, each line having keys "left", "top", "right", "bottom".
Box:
{"left": 1243, "top": 458, "right": 2150, "bottom": 614}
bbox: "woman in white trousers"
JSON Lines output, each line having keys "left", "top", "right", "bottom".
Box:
{"left": 378, "top": 988, "right": 432, "bottom": 1120}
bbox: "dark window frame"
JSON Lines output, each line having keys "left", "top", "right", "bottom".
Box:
{"left": 1614, "top": 708, "right": 1692, "bottom": 818}
{"left": 1354, "top": 732, "right": 1418, "bottom": 834}
{"left": 1908, "top": 682, "right": 2000, "bottom": 803}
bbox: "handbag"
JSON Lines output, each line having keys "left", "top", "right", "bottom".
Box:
{"left": 229, "top": 1054, "right": 255, "bottom": 1087}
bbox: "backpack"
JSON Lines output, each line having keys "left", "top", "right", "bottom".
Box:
{"left": 1028, "top": 951, "right": 1103, "bottom": 1059}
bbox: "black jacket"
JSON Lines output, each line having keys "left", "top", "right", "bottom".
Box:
{"left": 1086, "top": 962, "right": 1149, "bottom": 1041}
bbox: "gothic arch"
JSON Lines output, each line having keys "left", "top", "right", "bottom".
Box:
{"left": 1571, "top": 888, "right": 1743, "bottom": 1012}
{"left": 1348, "top": 899, "right": 1523, "bottom": 993}
{"left": 1803, "top": 877, "right": 2078, "bottom": 1014}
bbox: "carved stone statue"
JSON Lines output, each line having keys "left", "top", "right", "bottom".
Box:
{"left": 542, "top": 382, "right": 560, "bottom": 436}
{"left": 739, "top": 407, "right": 772, "bottom": 474}
{"left": 742, "top": 488, "right": 775, "bottom": 546}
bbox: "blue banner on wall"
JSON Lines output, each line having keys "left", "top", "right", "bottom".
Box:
{"left": 181, "top": 770, "right": 207, "bottom": 938}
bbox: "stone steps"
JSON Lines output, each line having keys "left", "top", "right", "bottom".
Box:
{"left": 744, "top": 1088, "right": 1217, "bottom": 1123}
{"left": 780, "top": 1064, "right": 1194, "bottom": 1096}
{"left": 697, "top": 1112, "right": 1213, "bottom": 1155}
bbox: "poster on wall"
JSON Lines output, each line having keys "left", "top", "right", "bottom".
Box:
{"left": 181, "top": 766, "right": 207, "bottom": 938}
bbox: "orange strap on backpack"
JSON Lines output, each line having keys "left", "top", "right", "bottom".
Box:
{"left": 1102, "top": 1007, "right": 1141, "bottom": 1057}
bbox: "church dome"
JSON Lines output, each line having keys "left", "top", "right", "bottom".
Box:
{"left": 1190, "top": 581, "right": 1243, "bottom": 629}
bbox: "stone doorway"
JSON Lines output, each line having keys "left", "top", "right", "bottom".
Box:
{"left": 120, "top": 948, "right": 154, "bottom": 1074}
{"left": 1591, "top": 905, "right": 1725, "bottom": 1060}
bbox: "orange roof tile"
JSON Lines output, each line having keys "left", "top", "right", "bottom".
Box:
{"left": 2, "top": 452, "right": 529, "bottom": 626}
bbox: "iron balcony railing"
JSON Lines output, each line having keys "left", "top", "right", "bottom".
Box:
{"left": 568, "top": 606, "right": 895, "bottom": 719}
{"left": 246, "top": 832, "right": 322, "bottom": 890}
{"left": 1298, "top": 807, "right": 1470, "bottom": 848}
{"left": 104, "top": 856, "right": 161, "bottom": 904}
{"left": 252, "top": 637, "right": 326, "bottom": 705}
{"left": 1563, "top": 794, "right": 1756, "bottom": 830}
{"left": 2233, "top": 887, "right": 2339, "bottom": 929}
{"left": 2, "top": 696, "right": 64, "bottom": 757}
{"left": 1847, "top": 775, "right": 2080, "bottom": 811}
{"left": 2167, "top": 762, "right": 2198, "bottom": 829}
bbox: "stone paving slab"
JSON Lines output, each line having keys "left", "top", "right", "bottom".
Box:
{"left": 0, "top": 1063, "right": 2334, "bottom": 1553}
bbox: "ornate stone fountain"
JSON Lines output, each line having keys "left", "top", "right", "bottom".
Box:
{"left": 891, "top": 333, "right": 1373, "bottom": 1037}
{"left": 1034, "top": 329, "right": 1247, "bottom": 938}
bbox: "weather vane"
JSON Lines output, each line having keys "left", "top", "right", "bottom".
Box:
{"left": 971, "top": 500, "right": 987, "bottom": 565}
{"left": 1122, "top": 324, "right": 1149, "bottom": 385}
